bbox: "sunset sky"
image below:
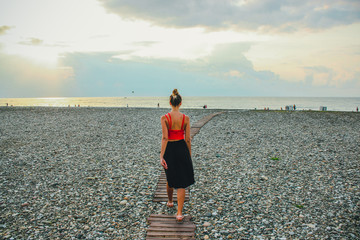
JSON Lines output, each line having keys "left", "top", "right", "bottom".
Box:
{"left": 0, "top": 0, "right": 359, "bottom": 97}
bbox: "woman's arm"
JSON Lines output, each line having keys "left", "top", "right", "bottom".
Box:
{"left": 160, "top": 115, "right": 169, "bottom": 169}
{"left": 184, "top": 116, "right": 191, "bottom": 157}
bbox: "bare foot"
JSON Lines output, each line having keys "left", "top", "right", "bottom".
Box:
{"left": 176, "top": 214, "right": 184, "bottom": 223}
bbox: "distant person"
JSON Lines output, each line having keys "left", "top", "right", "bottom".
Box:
{"left": 160, "top": 89, "right": 195, "bottom": 223}
{"left": 357, "top": 106, "right": 359, "bottom": 112}
{"left": 157, "top": 103, "right": 160, "bottom": 108}
{"left": 6, "top": 103, "right": 8, "bottom": 107}
{"left": 293, "top": 104, "right": 296, "bottom": 110}
{"left": 203, "top": 105, "right": 207, "bottom": 109}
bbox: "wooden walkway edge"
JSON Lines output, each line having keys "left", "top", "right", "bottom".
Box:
{"left": 146, "top": 111, "right": 224, "bottom": 239}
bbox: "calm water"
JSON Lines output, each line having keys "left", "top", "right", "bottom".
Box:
{"left": 0, "top": 97, "right": 359, "bottom": 112}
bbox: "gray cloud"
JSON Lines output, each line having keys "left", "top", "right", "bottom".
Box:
{"left": 0, "top": 25, "right": 13, "bottom": 35}
{"left": 57, "top": 43, "right": 295, "bottom": 97}
{"left": 98, "top": 0, "right": 360, "bottom": 32}
{"left": 55, "top": 42, "right": 360, "bottom": 97}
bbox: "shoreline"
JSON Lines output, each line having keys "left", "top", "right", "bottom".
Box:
{"left": 1, "top": 105, "right": 359, "bottom": 113}
{"left": 1, "top": 96, "right": 359, "bottom": 112}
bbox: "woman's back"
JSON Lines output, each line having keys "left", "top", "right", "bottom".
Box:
{"left": 166, "top": 112, "right": 185, "bottom": 130}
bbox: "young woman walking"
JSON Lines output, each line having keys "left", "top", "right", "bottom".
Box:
{"left": 160, "top": 89, "right": 195, "bottom": 223}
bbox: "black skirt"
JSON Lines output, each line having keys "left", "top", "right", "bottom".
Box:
{"left": 164, "top": 140, "right": 195, "bottom": 189}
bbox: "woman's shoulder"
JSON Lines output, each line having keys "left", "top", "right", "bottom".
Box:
{"left": 160, "top": 114, "right": 168, "bottom": 121}
{"left": 183, "top": 114, "right": 190, "bottom": 122}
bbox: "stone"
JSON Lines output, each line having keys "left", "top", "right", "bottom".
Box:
{"left": 205, "top": 212, "right": 212, "bottom": 217}
{"left": 203, "top": 222, "right": 211, "bottom": 227}
{"left": 21, "top": 202, "right": 29, "bottom": 207}
{"left": 306, "top": 224, "right": 316, "bottom": 229}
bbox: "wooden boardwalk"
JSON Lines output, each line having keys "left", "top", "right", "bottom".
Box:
{"left": 147, "top": 214, "right": 196, "bottom": 239}
{"left": 153, "top": 169, "right": 190, "bottom": 202}
{"left": 146, "top": 111, "right": 224, "bottom": 240}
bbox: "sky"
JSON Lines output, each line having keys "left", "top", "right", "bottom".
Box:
{"left": 0, "top": 0, "right": 359, "bottom": 98}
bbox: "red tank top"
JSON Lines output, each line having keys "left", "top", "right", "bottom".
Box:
{"left": 165, "top": 113, "right": 185, "bottom": 140}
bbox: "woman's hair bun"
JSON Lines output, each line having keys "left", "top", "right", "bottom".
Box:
{"left": 172, "top": 89, "right": 179, "bottom": 96}
{"left": 170, "top": 88, "right": 182, "bottom": 106}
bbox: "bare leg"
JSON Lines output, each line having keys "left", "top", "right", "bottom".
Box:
{"left": 176, "top": 188, "right": 185, "bottom": 216}
{"left": 166, "top": 182, "right": 174, "bottom": 204}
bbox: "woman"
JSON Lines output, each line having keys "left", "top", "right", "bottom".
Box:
{"left": 160, "top": 89, "right": 195, "bottom": 222}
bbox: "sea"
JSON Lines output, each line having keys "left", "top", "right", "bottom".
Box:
{"left": 0, "top": 97, "right": 359, "bottom": 112}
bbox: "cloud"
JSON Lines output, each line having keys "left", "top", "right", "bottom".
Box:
{"left": 304, "top": 65, "right": 358, "bottom": 88}
{"left": 131, "top": 41, "right": 158, "bottom": 47}
{"left": 225, "top": 70, "right": 244, "bottom": 78}
{"left": 0, "top": 25, "right": 13, "bottom": 35}
{"left": 18, "top": 38, "right": 44, "bottom": 46}
{"left": 56, "top": 43, "right": 298, "bottom": 97}
{"left": 58, "top": 42, "right": 359, "bottom": 97}
{"left": 184, "top": 42, "right": 280, "bottom": 90}
{"left": 2, "top": 42, "right": 358, "bottom": 98}
{"left": 17, "top": 38, "right": 69, "bottom": 48}
{"left": 99, "top": 0, "right": 360, "bottom": 32}
{"left": 59, "top": 51, "right": 208, "bottom": 96}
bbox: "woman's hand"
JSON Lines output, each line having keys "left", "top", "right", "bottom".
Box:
{"left": 160, "top": 157, "right": 168, "bottom": 169}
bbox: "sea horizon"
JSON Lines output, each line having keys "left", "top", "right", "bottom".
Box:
{"left": 1, "top": 96, "right": 359, "bottom": 112}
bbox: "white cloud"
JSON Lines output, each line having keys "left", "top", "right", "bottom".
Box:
{"left": 18, "top": 38, "right": 43, "bottom": 46}
{"left": 0, "top": 25, "right": 13, "bottom": 35}
{"left": 225, "top": 70, "right": 244, "bottom": 78}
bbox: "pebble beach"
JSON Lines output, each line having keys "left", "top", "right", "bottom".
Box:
{"left": 0, "top": 107, "right": 359, "bottom": 239}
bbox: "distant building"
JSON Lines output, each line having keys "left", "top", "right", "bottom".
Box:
{"left": 319, "top": 106, "right": 327, "bottom": 111}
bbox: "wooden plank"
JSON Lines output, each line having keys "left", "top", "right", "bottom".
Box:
{"left": 148, "top": 214, "right": 192, "bottom": 219}
{"left": 148, "top": 222, "right": 195, "bottom": 228}
{"left": 148, "top": 223, "right": 195, "bottom": 229}
{"left": 148, "top": 227, "right": 195, "bottom": 232}
{"left": 148, "top": 225, "right": 195, "bottom": 230}
{"left": 189, "top": 112, "right": 224, "bottom": 139}
{"left": 146, "top": 232, "right": 195, "bottom": 237}
{"left": 154, "top": 191, "right": 190, "bottom": 195}
{"left": 147, "top": 238, "right": 195, "bottom": 240}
